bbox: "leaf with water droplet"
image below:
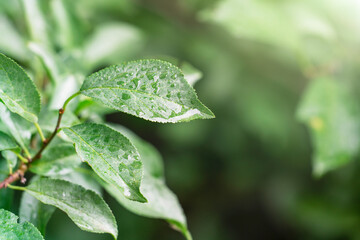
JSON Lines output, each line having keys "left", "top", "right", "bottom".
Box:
{"left": 24, "top": 177, "right": 118, "bottom": 239}
{"left": 0, "top": 208, "right": 44, "bottom": 240}
{"left": 0, "top": 53, "right": 41, "bottom": 123}
{"left": 104, "top": 125, "right": 192, "bottom": 240}
{"left": 297, "top": 78, "right": 360, "bottom": 176}
{"left": 62, "top": 123, "right": 146, "bottom": 202}
{"left": 80, "top": 59, "right": 214, "bottom": 123}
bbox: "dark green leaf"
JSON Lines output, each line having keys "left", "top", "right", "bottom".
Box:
{"left": 62, "top": 123, "right": 146, "bottom": 202}
{"left": 25, "top": 177, "right": 118, "bottom": 238}
{"left": 80, "top": 59, "right": 214, "bottom": 123}
{"left": 0, "top": 53, "right": 41, "bottom": 123}
{"left": 0, "top": 161, "right": 13, "bottom": 210}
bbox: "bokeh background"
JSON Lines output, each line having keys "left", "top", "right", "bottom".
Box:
{"left": 2, "top": 0, "right": 360, "bottom": 239}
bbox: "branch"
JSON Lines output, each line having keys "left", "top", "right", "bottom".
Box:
{"left": 0, "top": 108, "right": 64, "bottom": 189}
{"left": 0, "top": 92, "right": 80, "bottom": 189}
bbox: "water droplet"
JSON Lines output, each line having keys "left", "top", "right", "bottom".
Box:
{"left": 122, "top": 93, "right": 131, "bottom": 100}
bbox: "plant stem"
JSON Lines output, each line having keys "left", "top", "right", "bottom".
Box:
{"left": 7, "top": 184, "right": 26, "bottom": 191}
{"left": 0, "top": 93, "right": 80, "bottom": 189}
{"left": 63, "top": 92, "right": 80, "bottom": 111}
{"left": 34, "top": 122, "right": 46, "bottom": 142}
{"left": 12, "top": 151, "right": 29, "bottom": 164}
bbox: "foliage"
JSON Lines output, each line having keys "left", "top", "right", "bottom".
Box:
{"left": 0, "top": 1, "right": 214, "bottom": 239}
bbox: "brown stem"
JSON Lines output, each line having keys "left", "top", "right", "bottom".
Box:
{"left": 0, "top": 108, "right": 65, "bottom": 189}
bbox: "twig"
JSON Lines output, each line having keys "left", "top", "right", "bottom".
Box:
{"left": 0, "top": 92, "right": 79, "bottom": 189}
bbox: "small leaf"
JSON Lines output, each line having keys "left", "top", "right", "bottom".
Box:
{"left": 0, "top": 131, "right": 19, "bottom": 152}
{"left": 25, "top": 177, "right": 118, "bottom": 238}
{"left": 0, "top": 103, "right": 32, "bottom": 150}
{"left": 62, "top": 123, "right": 146, "bottom": 202}
{"left": 0, "top": 15, "right": 29, "bottom": 60}
{"left": 2, "top": 151, "right": 17, "bottom": 173}
{"left": 80, "top": 59, "right": 214, "bottom": 123}
{"left": 0, "top": 53, "right": 41, "bottom": 123}
{"left": 22, "top": 0, "right": 50, "bottom": 46}
{"left": 0, "top": 209, "right": 44, "bottom": 240}
{"left": 83, "top": 23, "right": 144, "bottom": 69}
{"left": 30, "top": 144, "right": 81, "bottom": 176}
{"left": 181, "top": 62, "right": 203, "bottom": 86}
{"left": 19, "top": 177, "right": 56, "bottom": 235}
{"left": 297, "top": 78, "right": 360, "bottom": 176}
{"left": 105, "top": 125, "right": 192, "bottom": 239}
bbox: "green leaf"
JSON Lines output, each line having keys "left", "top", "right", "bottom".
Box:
{"left": 297, "top": 78, "right": 360, "bottom": 176}
{"left": 25, "top": 177, "right": 118, "bottom": 238}
{"left": 83, "top": 23, "right": 144, "bottom": 69}
{"left": 0, "top": 131, "right": 19, "bottom": 152}
{"left": 30, "top": 144, "right": 81, "bottom": 176}
{"left": 0, "top": 103, "right": 32, "bottom": 151}
{"left": 55, "top": 169, "right": 103, "bottom": 196}
{"left": 80, "top": 59, "right": 214, "bottom": 123}
{"left": 19, "top": 177, "right": 56, "bottom": 235}
{"left": 105, "top": 125, "right": 192, "bottom": 240}
{"left": 62, "top": 123, "right": 146, "bottom": 202}
{"left": 0, "top": 15, "right": 29, "bottom": 60}
{"left": 181, "top": 62, "right": 203, "bottom": 87}
{"left": 21, "top": 0, "right": 50, "bottom": 46}
{"left": 0, "top": 53, "right": 41, "bottom": 123}
{"left": 2, "top": 151, "right": 17, "bottom": 174}
{"left": 0, "top": 209, "right": 44, "bottom": 240}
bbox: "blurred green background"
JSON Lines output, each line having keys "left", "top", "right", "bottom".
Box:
{"left": 2, "top": 0, "right": 360, "bottom": 239}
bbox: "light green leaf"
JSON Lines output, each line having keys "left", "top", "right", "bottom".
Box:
{"left": 80, "top": 59, "right": 214, "bottom": 123}
{"left": 0, "top": 209, "right": 44, "bottom": 240}
{"left": 21, "top": 0, "right": 50, "bottom": 46}
{"left": 297, "top": 78, "right": 360, "bottom": 176}
{"left": 2, "top": 151, "right": 17, "bottom": 174}
{"left": 0, "top": 15, "right": 28, "bottom": 60}
{"left": 105, "top": 125, "right": 192, "bottom": 240}
{"left": 19, "top": 177, "right": 56, "bottom": 235}
{"left": 25, "top": 177, "right": 118, "bottom": 238}
{"left": 28, "top": 42, "right": 63, "bottom": 84}
{"left": 0, "top": 131, "right": 19, "bottom": 152}
{"left": 181, "top": 62, "right": 203, "bottom": 87}
{"left": 83, "top": 23, "right": 144, "bottom": 69}
{"left": 0, "top": 103, "right": 32, "bottom": 150}
{"left": 62, "top": 123, "right": 146, "bottom": 202}
{"left": 0, "top": 53, "right": 41, "bottom": 123}
{"left": 51, "top": 0, "right": 84, "bottom": 50}
{"left": 30, "top": 144, "right": 81, "bottom": 176}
